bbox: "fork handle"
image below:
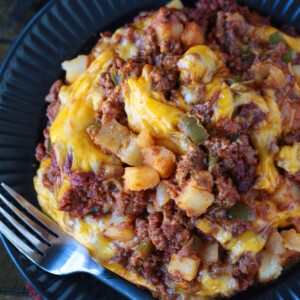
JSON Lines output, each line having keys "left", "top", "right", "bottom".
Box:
{"left": 99, "top": 268, "right": 154, "bottom": 299}
{"left": 88, "top": 264, "right": 154, "bottom": 300}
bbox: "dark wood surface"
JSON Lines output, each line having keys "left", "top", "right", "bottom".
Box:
{"left": 0, "top": 1, "right": 49, "bottom": 298}
{"left": 0, "top": 242, "right": 32, "bottom": 299}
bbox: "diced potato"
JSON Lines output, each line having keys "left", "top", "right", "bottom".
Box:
{"left": 197, "top": 218, "right": 232, "bottom": 246}
{"left": 92, "top": 119, "right": 131, "bottom": 154}
{"left": 265, "top": 65, "right": 287, "bottom": 89}
{"left": 275, "top": 144, "right": 300, "bottom": 174}
{"left": 226, "top": 231, "right": 266, "bottom": 260}
{"left": 200, "top": 242, "right": 219, "bottom": 264}
{"left": 181, "top": 22, "right": 205, "bottom": 50}
{"left": 290, "top": 64, "right": 300, "bottom": 86}
{"left": 156, "top": 180, "right": 171, "bottom": 207}
{"left": 178, "top": 45, "right": 223, "bottom": 83}
{"left": 265, "top": 231, "right": 285, "bottom": 255}
{"left": 281, "top": 228, "right": 300, "bottom": 251}
{"left": 142, "top": 146, "right": 176, "bottom": 178}
{"left": 136, "top": 130, "right": 155, "bottom": 148}
{"left": 258, "top": 250, "right": 282, "bottom": 282}
{"left": 118, "top": 136, "right": 144, "bottom": 166}
{"left": 123, "top": 166, "right": 160, "bottom": 191}
{"left": 175, "top": 185, "right": 214, "bottom": 217}
{"left": 152, "top": 19, "right": 184, "bottom": 43}
{"left": 292, "top": 218, "right": 300, "bottom": 233}
{"left": 62, "top": 55, "right": 90, "bottom": 83}
{"left": 200, "top": 271, "right": 238, "bottom": 296}
{"left": 103, "top": 213, "right": 135, "bottom": 242}
{"left": 168, "top": 253, "right": 201, "bottom": 281}
{"left": 167, "top": 0, "right": 184, "bottom": 9}
{"left": 103, "top": 223, "right": 135, "bottom": 242}
{"left": 271, "top": 177, "right": 300, "bottom": 205}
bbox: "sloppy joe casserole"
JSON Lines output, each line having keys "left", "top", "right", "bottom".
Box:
{"left": 34, "top": 0, "right": 300, "bottom": 298}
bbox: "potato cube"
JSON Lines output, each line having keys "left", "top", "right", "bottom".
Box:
{"left": 136, "top": 130, "right": 155, "bottom": 148}
{"left": 123, "top": 166, "right": 160, "bottom": 191}
{"left": 265, "top": 231, "right": 285, "bottom": 255}
{"left": 281, "top": 228, "right": 300, "bottom": 251}
{"left": 103, "top": 223, "right": 135, "bottom": 242}
{"left": 93, "top": 119, "right": 130, "bottom": 154}
{"left": 62, "top": 55, "right": 90, "bottom": 83}
{"left": 168, "top": 253, "right": 200, "bottom": 281}
{"left": 175, "top": 185, "right": 214, "bottom": 217}
{"left": 103, "top": 213, "right": 135, "bottom": 242}
{"left": 142, "top": 146, "right": 176, "bottom": 178}
{"left": 181, "top": 22, "right": 205, "bottom": 50}
{"left": 118, "top": 136, "right": 144, "bottom": 166}
{"left": 156, "top": 180, "right": 171, "bottom": 207}
{"left": 200, "top": 242, "right": 219, "bottom": 264}
{"left": 258, "top": 250, "right": 282, "bottom": 282}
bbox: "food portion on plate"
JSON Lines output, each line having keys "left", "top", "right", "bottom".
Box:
{"left": 34, "top": 0, "right": 300, "bottom": 298}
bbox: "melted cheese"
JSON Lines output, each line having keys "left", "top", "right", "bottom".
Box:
{"left": 211, "top": 82, "right": 234, "bottom": 121}
{"left": 51, "top": 50, "right": 121, "bottom": 173}
{"left": 197, "top": 219, "right": 232, "bottom": 246}
{"left": 178, "top": 45, "right": 224, "bottom": 83}
{"left": 252, "top": 89, "right": 282, "bottom": 193}
{"left": 259, "top": 26, "right": 300, "bottom": 53}
{"left": 198, "top": 271, "right": 238, "bottom": 297}
{"left": 226, "top": 231, "right": 266, "bottom": 259}
{"left": 276, "top": 143, "right": 300, "bottom": 174}
{"left": 34, "top": 158, "right": 155, "bottom": 291}
{"left": 123, "top": 64, "right": 191, "bottom": 154}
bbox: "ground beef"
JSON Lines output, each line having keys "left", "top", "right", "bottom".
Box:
{"left": 232, "top": 102, "right": 266, "bottom": 134}
{"left": 214, "top": 176, "right": 240, "bottom": 208}
{"left": 192, "top": 91, "right": 219, "bottom": 123}
{"left": 148, "top": 212, "right": 168, "bottom": 251}
{"left": 207, "top": 135, "right": 257, "bottom": 192}
{"left": 118, "top": 60, "right": 143, "bottom": 80}
{"left": 175, "top": 145, "right": 208, "bottom": 188}
{"left": 149, "top": 66, "right": 179, "bottom": 97}
{"left": 35, "top": 143, "right": 47, "bottom": 162}
{"left": 113, "top": 248, "right": 132, "bottom": 266}
{"left": 113, "top": 190, "right": 150, "bottom": 217}
{"left": 212, "top": 11, "right": 254, "bottom": 73}
{"left": 58, "top": 181, "right": 114, "bottom": 217}
{"left": 45, "top": 79, "right": 63, "bottom": 124}
{"left": 98, "top": 72, "right": 115, "bottom": 96}
{"left": 223, "top": 218, "right": 253, "bottom": 237}
{"left": 214, "top": 118, "right": 239, "bottom": 136}
{"left": 148, "top": 208, "right": 192, "bottom": 252}
{"left": 136, "top": 218, "right": 149, "bottom": 241}
{"left": 160, "top": 38, "right": 184, "bottom": 55}
{"left": 233, "top": 252, "right": 261, "bottom": 291}
{"left": 100, "top": 86, "right": 127, "bottom": 125}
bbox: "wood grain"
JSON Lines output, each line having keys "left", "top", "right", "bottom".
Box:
{"left": 0, "top": 241, "right": 31, "bottom": 299}
{"left": 0, "top": 1, "right": 49, "bottom": 299}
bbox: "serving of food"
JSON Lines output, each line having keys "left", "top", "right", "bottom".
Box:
{"left": 31, "top": 0, "right": 300, "bottom": 298}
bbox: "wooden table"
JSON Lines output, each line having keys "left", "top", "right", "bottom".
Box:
{"left": 0, "top": 242, "right": 32, "bottom": 299}
{"left": 0, "top": 1, "right": 49, "bottom": 298}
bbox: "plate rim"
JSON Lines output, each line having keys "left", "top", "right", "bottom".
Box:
{"left": 1, "top": 0, "right": 300, "bottom": 299}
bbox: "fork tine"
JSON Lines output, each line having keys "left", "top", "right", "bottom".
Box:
{"left": 0, "top": 206, "right": 48, "bottom": 253}
{"left": 0, "top": 219, "right": 41, "bottom": 263}
{"left": 0, "top": 193, "right": 54, "bottom": 242}
{"left": 1, "top": 183, "right": 62, "bottom": 235}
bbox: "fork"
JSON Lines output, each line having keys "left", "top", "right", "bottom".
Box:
{"left": 0, "top": 183, "right": 153, "bottom": 300}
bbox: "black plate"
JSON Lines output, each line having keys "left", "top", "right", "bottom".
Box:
{"left": 0, "top": 0, "right": 300, "bottom": 299}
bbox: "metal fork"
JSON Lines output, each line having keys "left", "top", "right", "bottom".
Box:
{"left": 0, "top": 183, "right": 153, "bottom": 300}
